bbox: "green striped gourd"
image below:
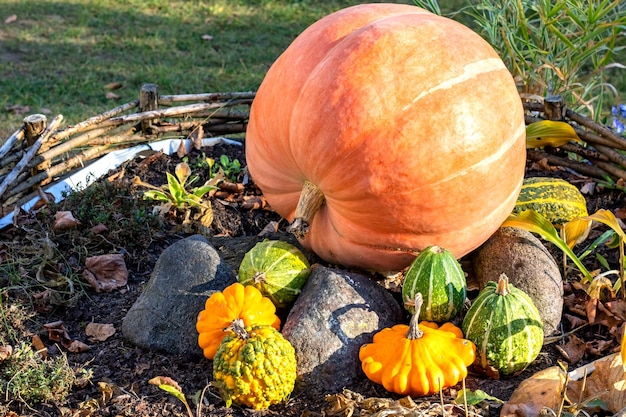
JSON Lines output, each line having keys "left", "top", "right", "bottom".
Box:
{"left": 401, "top": 245, "right": 466, "bottom": 323}
{"left": 462, "top": 274, "right": 544, "bottom": 377}
{"left": 238, "top": 240, "right": 310, "bottom": 308}
{"left": 512, "top": 177, "right": 588, "bottom": 225}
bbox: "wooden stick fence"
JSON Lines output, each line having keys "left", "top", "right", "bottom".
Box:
{"left": 2, "top": 87, "right": 625, "bottom": 215}
{"left": 0, "top": 84, "right": 254, "bottom": 211}
{"left": 524, "top": 96, "right": 626, "bottom": 182}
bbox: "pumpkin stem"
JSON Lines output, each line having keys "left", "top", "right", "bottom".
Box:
{"left": 495, "top": 273, "right": 511, "bottom": 296}
{"left": 287, "top": 181, "right": 325, "bottom": 239}
{"left": 224, "top": 318, "right": 250, "bottom": 340}
{"left": 407, "top": 293, "right": 424, "bottom": 340}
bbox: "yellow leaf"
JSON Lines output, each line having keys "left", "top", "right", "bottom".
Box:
{"left": 526, "top": 120, "right": 582, "bottom": 149}
{"left": 583, "top": 209, "right": 626, "bottom": 240}
{"left": 562, "top": 218, "right": 592, "bottom": 248}
{"left": 175, "top": 162, "right": 192, "bottom": 185}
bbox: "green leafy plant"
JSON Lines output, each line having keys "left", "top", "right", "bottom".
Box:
{"left": 414, "top": 0, "right": 626, "bottom": 118}
{"left": 209, "top": 155, "right": 242, "bottom": 183}
{"left": 503, "top": 208, "right": 626, "bottom": 298}
{"left": 132, "top": 162, "right": 216, "bottom": 227}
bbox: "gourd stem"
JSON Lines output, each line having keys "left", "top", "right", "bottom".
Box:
{"left": 407, "top": 293, "right": 424, "bottom": 340}
{"left": 287, "top": 180, "right": 325, "bottom": 239}
{"left": 252, "top": 272, "right": 266, "bottom": 284}
{"left": 224, "top": 318, "right": 250, "bottom": 340}
{"left": 495, "top": 273, "right": 511, "bottom": 296}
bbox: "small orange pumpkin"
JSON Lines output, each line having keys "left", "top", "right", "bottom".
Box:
{"left": 196, "top": 282, "right": 280, "bottom": 359}
{"left": 245, "top": 3, "right": 526, "bottom": 271}
{"left": 359, "top": 293, "right": 476, "bottom": 396}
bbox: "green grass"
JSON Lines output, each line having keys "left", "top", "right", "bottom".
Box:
{"left": 1, "top": 0, "right": 624, "bottom": 139}
{"left": 0, "top": 0, "right": 412, "bottom": 137}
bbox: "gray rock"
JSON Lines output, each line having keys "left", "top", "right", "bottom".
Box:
{"left": 282, "top": 265, "right": 403, "bottom": 393}
{"left": 122, "top": 235, "right": 236, "bottom": 355}
{"left": 472, "top": 226, "right": 563, "bottom": 335}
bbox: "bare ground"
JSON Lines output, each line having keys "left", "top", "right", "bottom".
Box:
{"left": 1, "top": 141, "right": 624, "bottom": 417}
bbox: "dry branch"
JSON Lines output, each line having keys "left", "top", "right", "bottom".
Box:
{"left": 527, "top": 149, "right": 612, "bottom": 179}
{"left": 0, "top": 115, "right": 63, "bottom": 199}
{"left": 524, "top": 98, "right": 626, "bottom": 181}
{"left": 0, "top": 128, "right": 24, "bottom": 160}
{"left": 51, "top": 101, "right": 139, "bottom": 142}
{"left": 158, "top": 91, "right": 255, "bottom": 105}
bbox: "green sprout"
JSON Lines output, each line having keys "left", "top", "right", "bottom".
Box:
{"left": 149, "top": 376, "right": 194, "bottom": 417}
{"left": 208, "top": 155, "right": 242, "bottom": 183}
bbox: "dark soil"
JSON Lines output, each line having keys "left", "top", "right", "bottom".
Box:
{"left": 1, "top": 140, "right": 625, "bottom": 417}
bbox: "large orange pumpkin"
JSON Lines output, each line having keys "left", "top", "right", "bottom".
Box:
{"left": 245, "top": 3, "right": 526, "bottom": 271}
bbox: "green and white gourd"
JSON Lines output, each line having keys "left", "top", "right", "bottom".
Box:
{"left": 462, "top": 273, "right": 544, "bottom": 377}
{"left": 401, "top": 245, "right": 467, "bottom": 323}
{"left": 238, "top": 240, "right": 310, "bottom": 308}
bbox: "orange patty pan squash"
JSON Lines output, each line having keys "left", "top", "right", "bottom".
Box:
{"left": 359, "top": 293, "right": 476, "bottom": 396}
{"left": 245, "top": 3, "right": 526, "bottom": 271}
{"left": 196, "top": 282, "right": 280, "bottom": 360}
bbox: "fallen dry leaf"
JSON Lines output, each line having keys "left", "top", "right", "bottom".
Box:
{"left": 0, "top": 345, "right": 12, "bottom": 362}
{"left": 67, "top": 340, "right": 90, "bottom": 353}
{"left": 43, "top": 321, "right": 90, "bottom": 352}
{"left": 91, "top": 223, "right": 108, "bottom": 234}
{"left": 556, "top": 334, "right": 587, "bottom": 364}
{"left": 580, "top": 181, "right": 597, "bottom": 195}
{"left": 53, "top": 210, "right": 80, "bottom": 231}
{"left": 176, "top": 139, "right": 187, "bottom": 158}
{"left": 258, "top": 220, "right": 279, "bottom": 237}
{"left": 104, "top": 82, "right": 123, "bottom": 90}
{"left": 562, "top": 313, "right": 589, "bottom": 329}
{"left": 568, "top": 352, "right": 626, "bottom": 413}
{"left": 501, "top": 366, "right": 567, "bottom": 417}
{"left": 615, "top": 208, "right": 626, "bottom": 220}
{"left": 83, "top": 254, "right": 128, "bottom": 292}
{"left": 134, "top": 362, "right": 151, "bottom": 376}
{"left": 31, "top": 335, "right": 47, "bottom": 358}
{"left": 4, "top": 14, "right": 17, "bottom": 24}
{"left": 5, "top": 104, "right": 30, "bottom": 115}
{"left": 105, "top": 92, "right": 120, "bottom": 100}
{"left": 85, "top": 322, "right": 116, "bottom": 342}
{"left": 189, "top": 125, "right": 204, "bottom": 150}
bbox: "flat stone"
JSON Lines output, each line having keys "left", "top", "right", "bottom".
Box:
{"left": 122, "top": 235, "right": 235, "bottom": 355}
{"left": 282, "top": 265, "right": 403, "bottom": 394}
